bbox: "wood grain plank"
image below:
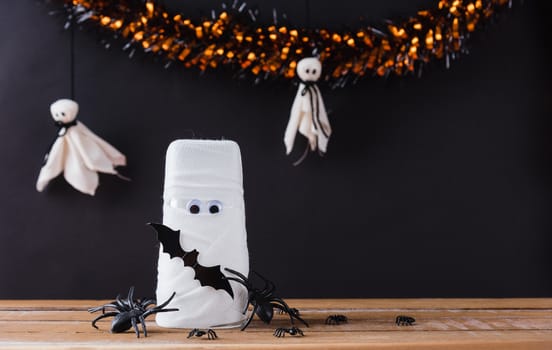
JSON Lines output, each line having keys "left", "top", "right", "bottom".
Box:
{"left": 1, "top": 311, "right": 552, "bottom": 330}
{"left": 0, "top": 299, "right": 551, "bottom": 349}
{"left": 1, "top": 331, "right": 552, "bottom": 349}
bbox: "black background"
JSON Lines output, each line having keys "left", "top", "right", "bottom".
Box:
{"left": 0, "top": 0, "right": 551, "bottom": 299}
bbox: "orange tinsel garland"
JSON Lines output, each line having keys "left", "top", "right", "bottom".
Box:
{"left": 60, "top": 0, "right": 513, "bottom": 87}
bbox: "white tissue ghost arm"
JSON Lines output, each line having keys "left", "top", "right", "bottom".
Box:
{"left": 284, "top": 87, "right": 307, "bottom": 154}
{"left": 284, "top": 57, "right": 332, "bottom": 157}
{"left": 35, "top": 99, "right": 127, "bottom": 196}
{"left": 36, "top": 138, "right": 66, "bottom": 192}
{"left": 76, "top": 122, "right": 126, "bottom": 167}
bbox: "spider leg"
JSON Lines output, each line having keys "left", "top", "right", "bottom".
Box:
{"left": 242, "top": 300, "right": 251, "bottom": 315}
{"left": 127, "top": 286, "right": 136, "bottom": 309}
{"left": 222, "top": 270, "right": 256, "bottom": 319}
{"left": 142, "top": 292, "right": 177, "bottom": 318}
{"left": 139, "top": 315, "right": 148, "bottom": 337}
{"left": 223, "top": 276, "right": 251, "bottom": 291}
{"left": 271, "top": 300, "right": 308, "bottom": 327}
{"left": 91, "top": 312, "right": 119, "bottom": 329}
{"left": 273, "top": 328, "right": 284, "bottom": 337}
{"left": 149, "top": 292, "right": 176, "bottom": 312}
{"left": 143, "top": 307, "right": 179, "bottom": 318}
{"left": 187, "top": 329, "right": 197, "bottom": 338}
{"left": 252, "top": 272, "right": 271, "bottom": 295}
{"left": 240, "top": 304, "right": 258, "bottom": 331}
{"left": 223, "top": 277, "right": 254, "bottom": 309}
{"left": 131, "top": 316, "right": 140, "bottom": 338}
{"left": 271, "top": 304, "right": 294, "bottom": 324}
{"left": 88, "top": 303, "right": 119, "bottom": 313}
{"left": 224, "top": 267, "right": 249, "bottom": 282}
{"left": 115, "top": 294, "right": 126, "bottom": 309}
{"left": 141, "top": 298, "right": 157, "bottom": 308}
{"left": 207, "top": 329, "right": 218, "bottom": 340}
{"left": 326, "top": 316, "right": 339, "bottom": 325}
{"left": 252, "top": 271, "right": 276, "bottom": 295}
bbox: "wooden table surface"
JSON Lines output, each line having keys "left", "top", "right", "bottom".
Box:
{"left": 1, "top": 299, "right": 551, "bottom": 349}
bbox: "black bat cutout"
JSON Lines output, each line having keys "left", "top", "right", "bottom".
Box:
{"left": 148, "top": 223, "right": 234, "bottom": 299}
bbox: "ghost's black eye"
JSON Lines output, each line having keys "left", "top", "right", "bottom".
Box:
{"left": 312, "top": 69, "right": 317, "bottom": 74}
{"left": 187, "top": 199, "right": 201, "bottom": 214}
{"left": 306, "top": 69, "right": 310, "bottom": 74}
{"left": 61, "top": 112, "right": 66, "bottom": 116}
{"left": 208, "top": 200, "right": 222, "bottom": 214}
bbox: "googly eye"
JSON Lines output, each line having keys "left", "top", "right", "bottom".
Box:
{"left": 207, "top": 200, "right": 222, "bottom": 214}
{"left": 186, "top": 199, "right": 201, "bottom": 214}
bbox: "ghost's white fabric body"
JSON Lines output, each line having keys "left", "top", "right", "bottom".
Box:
{"left": 36, "top": 99, "right": 126, "bottom": 196}
{"left": 284, "top": 57, "right": 332, "bottom": 155}
{"left": 156, "top": 140, "right": 249, "bottom": 329}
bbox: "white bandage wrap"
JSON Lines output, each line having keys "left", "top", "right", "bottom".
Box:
{"left": 155, "top": 139, "right": 249, "bottom": 328}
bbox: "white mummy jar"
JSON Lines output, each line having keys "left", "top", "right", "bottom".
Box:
{"left": 284, "top": 57, "right": 332, "bottom": 159}
{"left": 155, "top": 140, "right": 249, "bottom": 328}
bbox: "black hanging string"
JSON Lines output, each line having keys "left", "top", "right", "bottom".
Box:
{"left": 292, "top": 0, "right": 316, "bottom": 166}
{"left": 305, "top": 0, "right": 311, "bottom": 28}
{"left": 43, "top": 6, "right": 77, "bottom": 165}
{"left": 69, "top": 5, "right": 75, "bottom": 99}
{"left": 292, "top": 143, "right": 310, "bottom": 167}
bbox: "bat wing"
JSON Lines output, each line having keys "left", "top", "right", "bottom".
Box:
{"left": 148, "top": 223, "right": 234, "bottom": 299}
{"left": 149, "top": 222, "right": 185, "bottom": 258}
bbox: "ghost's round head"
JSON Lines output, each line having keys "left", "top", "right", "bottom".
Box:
{"left": 296, "top": 57, "right": 322, "bottom": 82}
{"left": 50, "top": 99, "right": 79, "bottom": 123}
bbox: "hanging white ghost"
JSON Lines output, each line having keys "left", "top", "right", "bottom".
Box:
{"left": 36, "top": 99, "right": 127, "bottom": 196}
{"left": 284, "top": 57, "right": 332, "bottom": 162}
{"left": 153, "top": 139, "right": 249, "bottom": 329}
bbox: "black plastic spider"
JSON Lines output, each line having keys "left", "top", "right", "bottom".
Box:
{"left": 273, "top": 326, "right": 304, "bottom": 337}
{"left": 224, "top": 268, "right": 308, "bottom": 331}
{"left": 89, "top": 287, "right": 178, "bottom": 337}
{"left": 187, "top": 328, "right": 218, "bottom": 340}
{"left": 326, "top": 314, "right": 348, "bottom": 325}
{"left": 395, "top": 315, "right": 416, "bottom": 326}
